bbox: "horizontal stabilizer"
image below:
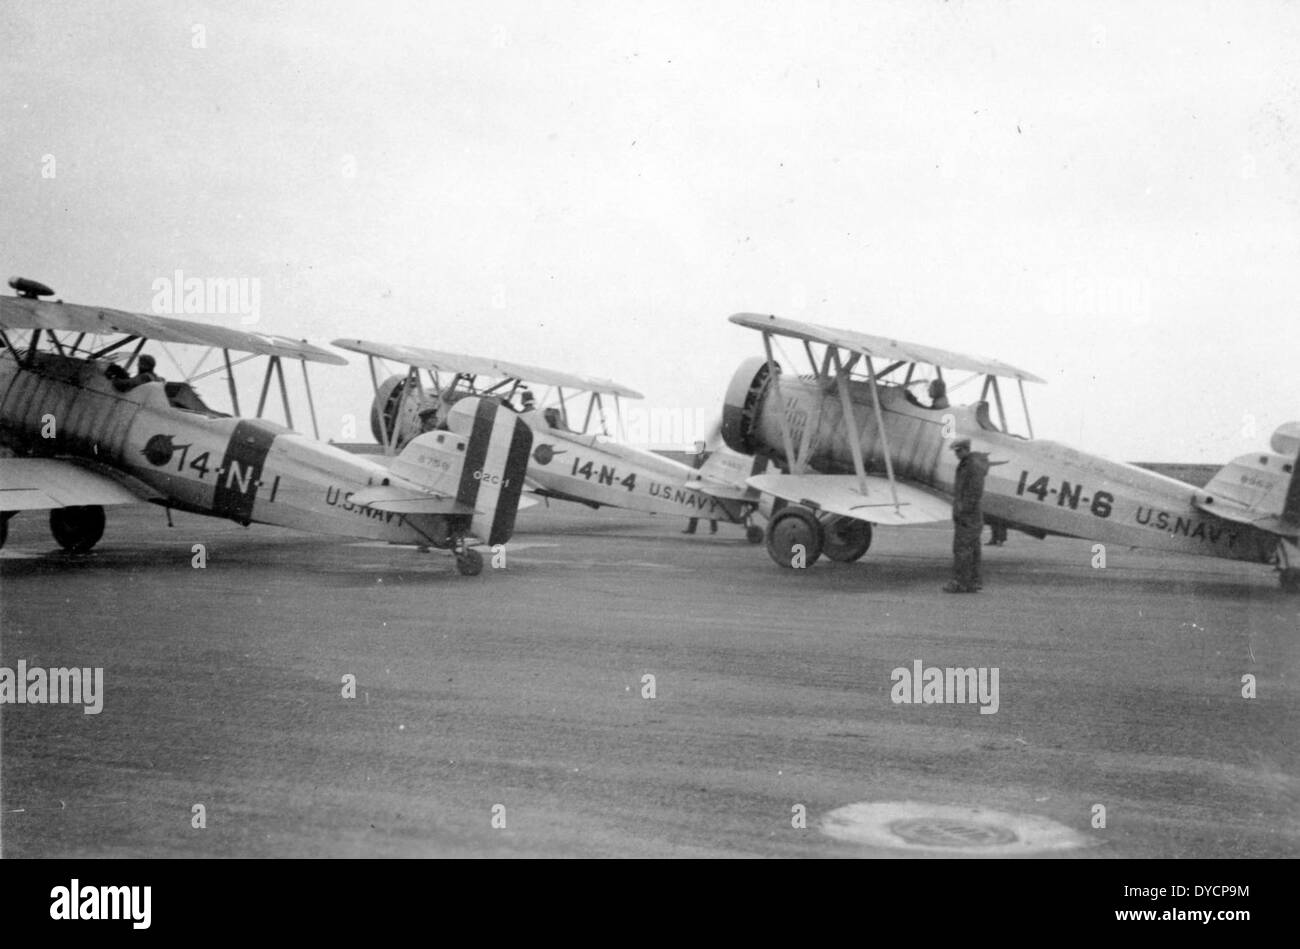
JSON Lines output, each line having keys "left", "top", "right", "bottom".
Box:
{"left": 0, "top": 458, "right": 147, "bottom": 511}
{"left": 748, "top": 472, "right": 951, "bottom": 526}
{"left": 347, "top": 485, "right": 479, "bottom": 516}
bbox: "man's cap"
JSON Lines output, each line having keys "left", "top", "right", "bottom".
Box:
{"left": 950, "top": 437, "right": 971, "bottom": 451}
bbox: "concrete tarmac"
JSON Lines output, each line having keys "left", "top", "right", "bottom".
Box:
{"left": 1, "top": 503, "right": 1296, "bottom": 857}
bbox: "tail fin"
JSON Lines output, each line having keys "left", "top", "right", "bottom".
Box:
{"left": 1197, "top": 423, "right": 1300, "bottom": 534}
{"left": 696, "top": 445, "right": 768, "bottom": 488}
{"left": 391, "top": 397, "right": 533, "bottom": 546}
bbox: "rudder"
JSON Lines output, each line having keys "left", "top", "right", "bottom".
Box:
{"left": 444, "top": 397, "right": 533, "bottom": 546}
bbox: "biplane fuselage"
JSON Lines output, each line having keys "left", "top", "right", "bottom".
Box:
{"left": 339, "top": 337, "right": 762, "bottom": 531}
{"left": 726, "top": 358, "right": 1284, "bottom": 566}
{"left": 0, "top": 351, "right": 463, "bottom": 547}
{"left": 518, "top": 411, "right": 750, "bottom": 522}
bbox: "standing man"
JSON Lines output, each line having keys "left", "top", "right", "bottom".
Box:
{"left": 944, "top": 438, "right": 988, "bottom": 593}
{"left": 682, "top": 440, "right": 718, "bottom": 535}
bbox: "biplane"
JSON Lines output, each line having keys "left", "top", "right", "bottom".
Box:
{"left": 0, "top": 278, "right": 531, "bottom": 575}
{"left": 721, "top": 312, "right": 1300, "bottom": 591}
{"left": 332, "top": 338, "right": 765, "bottom": 540}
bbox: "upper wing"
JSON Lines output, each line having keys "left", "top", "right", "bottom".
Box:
{"left": 729, "top": 312, "right": 1045, "bottom": 383}
{"left": 749, "top": 472, "right": 952, "bottom": 526}
{"left": 0, "top": 458, "right": 151, "bottom": 511}
{"left": 332, "top": 337, "right": 643, "bottom": 399}
{"left": 1, "top": 296, "right": 347, "bottom": 365}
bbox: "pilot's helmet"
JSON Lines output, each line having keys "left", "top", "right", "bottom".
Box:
{"left": 928, "top": 378, "right": 946, "bottom": 399}
{"left": 138, "top": 355, "right": 157, "bottom": 373}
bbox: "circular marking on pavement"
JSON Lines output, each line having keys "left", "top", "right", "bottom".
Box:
{"left": 889, "top": 816, "right": 1017, "bottom": 848}
{"left": 821, "top": 801, "right": 1090, "bottom": 854}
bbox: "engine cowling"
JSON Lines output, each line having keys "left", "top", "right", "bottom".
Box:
{"left": 370, "top": 375, "right": 433, "bottom": 450}
{"left": 720, "top": 356, "right": 774, "bottom": 456}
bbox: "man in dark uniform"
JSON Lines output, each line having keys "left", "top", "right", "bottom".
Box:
{"left": 944, "top": 438, "right": 988, "bottom": 593}
{"left": 682, "top": 440, "right": 718, "bottom": 535}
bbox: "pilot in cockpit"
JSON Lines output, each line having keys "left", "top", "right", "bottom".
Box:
{"left": 108, "top": 354, "right": 165, "bottom": 392}
{"left": 928, "top": 378, "right": 950, "bottom": 410}
{"left": 542, "top": 407, "right": 566, "bottom": 430}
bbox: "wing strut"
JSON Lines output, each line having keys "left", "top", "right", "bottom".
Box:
{"left": 223, "top": 349, "right": 241, "bottom": 416}
{"left": 1018, "top": 378, "right": 1034, "bottom": 438}
{"left": 864, "top": 351, "right": 901, "bottom": 513}
{"left": 803, "top": 340, "right": 818, "bottom": 376}
{"left": 367, "top": 355, "right": 393, "bottom": 453}
{"left": 990, "top": 375, "right": 1008, "bottom": 432}
{"left": 762, "top": 331, "right": 799, "bottom": 472}
{"left": 830, "top": 347, "right": 871, "bottom": 498}
{"left": 301, "top": 359, "right": 320, "bottom": 440}
{"left": 274, "top": 356, "right": 294, "bottom": 430}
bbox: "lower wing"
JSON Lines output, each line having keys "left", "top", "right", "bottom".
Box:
{"left": 0, "top": 458, "right": 151, "bottom": 511}
{"left": 748, "top": 473, "right": 951, "bottom": 526}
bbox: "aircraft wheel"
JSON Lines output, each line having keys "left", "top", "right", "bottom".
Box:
{"left": 822, "top": 517, "right": 873, "bottom": 563}
{"left": 765, "top": 506, "right": 822, "bottom": 569}
{"left": 1281, "top": 568, "right": 1300, "bottom": 593}
{"left": 456, "top": 547, "right": 484, "bottom": 577}
{"left": 49, "top": 505, "right": 106, "bottom": 553}
{"left": 0, "top": 512, "right": 12, "bottom": 549}
{"left": 745, "top": 524, "right": 764, "bottom": 545}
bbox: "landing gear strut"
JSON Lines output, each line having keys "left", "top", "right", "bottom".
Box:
{"left": 49, "top": 505, "right": 106, "bottom": 553}
{"left": 1278, "top": 539, "right": 1300, "bottom": 593}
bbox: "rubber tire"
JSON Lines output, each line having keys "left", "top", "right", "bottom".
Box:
{"left": 0, "top": 513, "right": 9, "bottom": 549}
{"left": 456, "top": 547, "right": 484, "bottom": 577}
{"left": 746, "top": 524, "right": 764, "bottom": 545}
{"left": 822, "top": 517, "right": 873, "bottom": 563}
{"left": 765, "top": 506, "right": 823, "bottom": 569}
{"left": 1281, "top": 568, "right": 1300, "bottom": 593}
{"left": 49, "top": 505, "right": 106, "bottom": 553}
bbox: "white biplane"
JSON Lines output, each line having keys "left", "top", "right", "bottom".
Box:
{"left": 721, "top": 312, "right": 1300, "bottom": 591}
{"left": 0, "top": 278, "right": 532, "bottom": 575}
{"left": 332, "top": 338, "right": 766, "bottom": 540}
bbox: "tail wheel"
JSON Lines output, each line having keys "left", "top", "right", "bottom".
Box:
{"left": 822, "top": 517, "right": 873, "bottom": 563}
{"left": 49, "top": 505, "right": 106, "bottom": 553}
{"left": 765, "top": 505, "right": 822, "bottom": 569}
{"left": 456, "top": 547, "right": 484, "bottom": 577}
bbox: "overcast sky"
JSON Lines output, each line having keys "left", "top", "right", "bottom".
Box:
{"left": 3, "top": 0, "right": 1298, "bottom": 460}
